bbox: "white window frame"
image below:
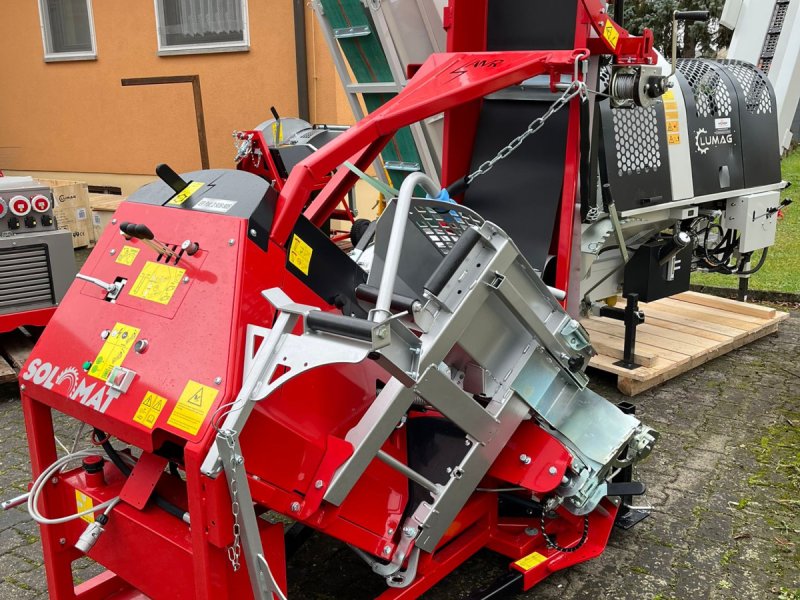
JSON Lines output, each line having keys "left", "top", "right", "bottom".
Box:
{"left": 38, "top": 0, "right": 98, "bottom": 63}
{"left": 154, "top": 0, "right": 250, "bottom": 56}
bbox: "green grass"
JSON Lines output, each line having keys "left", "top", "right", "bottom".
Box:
{"left": 691, "top": 150, "right": 800, "bottom": 294}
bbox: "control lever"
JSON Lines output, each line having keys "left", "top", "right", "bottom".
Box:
{"left": 669, "top": 10, "right": 710, "bottom": 78}
{"left": 120, "top": 221, "right": 178, "bottom": 259}
{"left": 76, "top": 274, "right": 124, "bottom": 301}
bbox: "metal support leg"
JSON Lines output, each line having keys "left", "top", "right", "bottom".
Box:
{"left": 600, "top": 293, "right": 645, "bottom": 370}
{"left": 613, "top": 401, "right": 650, "bottom": 530}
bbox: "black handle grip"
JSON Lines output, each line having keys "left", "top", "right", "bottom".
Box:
{"left": 156, "top": 163, "right": 189, "bottom": 194}
{"left": 674, "top": 10, "right": 710, "bottom": 22}
{"left": 601, "top": 183, "right": 614, "bottom": 209}
{"left": 424, "top": 227, "right": 483, "bottom": 297}
{"left": 119, "top": 222, "right": 154, "bottom": 240}
{"left": 445, "top": 176, "right": 469, "bottom": 199}
{"left": 355, "top": 284, "right": 418, "bottom": 313}
{"left": 305, "top": 312, "right": 374, "bottom": 342}
{"left": 270, "top": 106, "right": 280, "bottom": 121}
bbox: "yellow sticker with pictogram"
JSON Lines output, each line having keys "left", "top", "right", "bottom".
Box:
{"left": 668, "top": 133, "right": 681, "bottom": 145}
{"left": 603, "top": 19, "right": 620, "bottom": 49}
{"left": 514, "top": 551, "right": 547, "bottom": 571}
{"left": 89, "top": 322, "right": 140, "bottom": 381}
{"left": 168, "top": 181, "right": 204, "bottom": 206}
{"left": 166, "top": 380, "right": 219, "bottom": 435}
{"left": 75, "top": 490, "right": 95, "bottom": 523}
{"left": 667, "top": 121, "right": 680, "bottom": 133}
{"left": 133, "top": 391, "right": 168, "bottom": 429}
{"left": 116, "top": 245, "right": 140, "bottom": 266}
{"left": 129, "top": 261, "right": 186, "bottom": 305}
{"left": 289, "top": 234, "right": 313, "bottom": 275}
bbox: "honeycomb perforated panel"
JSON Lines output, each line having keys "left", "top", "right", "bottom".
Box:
{"left": 677, "top": 60, "right": 732, "bottom": 118}
{"left": 718, "top": 60, "right": 772, "bottom": 115}
{"left": 611, "top": 107, "right": 662, "bottom": 177}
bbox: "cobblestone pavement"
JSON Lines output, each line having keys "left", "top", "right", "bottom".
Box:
{"left": 1, "top": 313, "right": 798, "bottom": 600}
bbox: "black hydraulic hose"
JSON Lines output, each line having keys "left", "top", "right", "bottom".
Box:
{"left": 94, "top": 429, "right": 188, "bottom": 522}
{"left": 736, "top": 248, "right": 769, "bottom": 276}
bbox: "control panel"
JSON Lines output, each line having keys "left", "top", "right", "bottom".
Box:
{"left": 0, "top": 183, "right": 57, "bottom": 233}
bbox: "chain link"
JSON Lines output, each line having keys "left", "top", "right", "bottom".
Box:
{"left": 221, "top": 430, "right": 243, "bottom": 572}
{"left": 465, "top": 80, "right": 587, "bottom": 185}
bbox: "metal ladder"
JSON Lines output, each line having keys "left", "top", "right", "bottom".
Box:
{"left": 310, "top": 0, "right": 444, "bottom": 187}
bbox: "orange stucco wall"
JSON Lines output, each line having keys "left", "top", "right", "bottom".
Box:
{"left": 0, "top": 0, "right": 353, "bottom": 176}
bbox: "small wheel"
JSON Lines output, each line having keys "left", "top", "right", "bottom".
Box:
{"left": 350, "top": 218, "right": 372, "bottom": 246}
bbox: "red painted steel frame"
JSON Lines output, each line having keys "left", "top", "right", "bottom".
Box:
{"left": 0, "top": 307, "right": 55, "bottom": 334}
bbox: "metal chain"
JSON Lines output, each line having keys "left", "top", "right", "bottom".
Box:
{"left": 540, "top": 512, "right": 590, "bottom": 553}
{"left": 465, "top": 80, "right": 587, "bottom": 185}
{"left": 222, "top": 430, "right": 243, "bottom": 572}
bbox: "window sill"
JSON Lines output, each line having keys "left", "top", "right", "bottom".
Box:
{"left": 158, "top": 43, "right": 249, "bottom": 57}
{"left": 44, "top": 52, "right": 97, "bottom": 63}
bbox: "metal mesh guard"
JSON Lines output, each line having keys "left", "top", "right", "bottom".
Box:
{"left": 408, "top": 199, "right": 485, "bottom": 256}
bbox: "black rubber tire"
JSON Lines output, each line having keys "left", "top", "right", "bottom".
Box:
{"left": 350, "top": 218, "right": 372, "bottom": 246}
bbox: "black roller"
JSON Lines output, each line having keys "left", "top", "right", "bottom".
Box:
{"left": 424, "top": 228, "right": 483, "bottom": 297}
{"left": 306, "top": 311, "right": 374, "bottom": 342}
{"left": 355, "top": 284, "right": 418, "bottom": 313}
{"left": 674, "top": 10, "right": 710, "bottom": 22}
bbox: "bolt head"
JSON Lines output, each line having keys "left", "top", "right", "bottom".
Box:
{"left": 524, "top": 527, "right": 539, "bottom": 537}
{"left": 214, "top": 377, "right": 222, "bottom": 385}
{"left": 387, "top": 528, "right": 394, "bottom": 535}
{"left": 111, "top": 218, "right": 117, "bottom": 225}
{"left": 314, "top": 480, "right": 324, "bottom": 489}
{"left": 51, "top": 477, "right": 59, "bottom": 485}
{"left": 290, "top": 502, "right": 301, "bottom": 513}
{"left": 402, "top": 526, "right": 416, "bottom": 537}
{"left": 19, "top": 384, "right": 25, "bottom": 391}
{"left": 249, "top": 229, "right": 257, "bottom": 237}
{"left": 235, "top": 456, "right": 244, "bottom": 465}
{"left": 519, "top": 454, "right": 531, "bottom": 465}
{"left": 183, "top": 276, "right": 190, "bottom": 284}
{"left": 382, "top": 545, "right": 392, "bottom": 555}
{"left": 548, "top": 466, "right": 558, "bottom": 475}
{"left": 101, "top": 329, "right": 110, "bottom": 340}
{"left": 110, "top": 249, "right": 116, "bottom": 255}
{"left": 228, "top": 239, "right": 235, "bottom": 246}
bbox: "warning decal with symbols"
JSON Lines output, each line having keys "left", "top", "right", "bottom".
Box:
{"left": 663, "top": 89, "right": 682, "bottom": 145}
{"left": 75, "top": 490, "right": 95, "bottom": 523}
{"left": 167, "top": 181, "right": 204, "bottom": 206}
{"left": 129, "top": 261, "right": 186, "bottom": 305}
{"left": 288, "top": 234, "right": 313, "bottom": 275}
{"left": 116, "top": 246, "right": 140, "bottom": 266}
{"left": 167, "top": 380, "right": 219, "bottom": 435}
{"left": 89, "top": 322, "right": 140, "bottom": 381}
{"left": 514, "top": 551, "right": 548, "bottom": 571}
{"left": 133, "top": 391, "right": 168, "bottom": 429}
{"left": 603, "top": 19, "right": 620, "bottom": 49}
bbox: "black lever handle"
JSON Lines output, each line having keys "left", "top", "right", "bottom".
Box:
{"left": 674, "top": 10, "right": 710, "bottom": 22}
{"left": 156, "top": 163, "right": 189, "bottom": 194}
{"left": 119, "top": 222, "right": 155, "bottom": 241}
{"left": 270, "top": 106, "right": 280, "bottom": 121}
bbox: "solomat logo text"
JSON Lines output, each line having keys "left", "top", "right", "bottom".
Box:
{"left": 22, "top": 359, "right": 120, "bottom": 413}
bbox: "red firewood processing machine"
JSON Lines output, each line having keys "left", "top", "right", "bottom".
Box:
{"left": 7, "top": 2, "right": 671, "bottom": 598}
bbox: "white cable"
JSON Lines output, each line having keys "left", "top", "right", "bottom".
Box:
{"left": 27, "top": 450, "right": 121, "bottom": 525}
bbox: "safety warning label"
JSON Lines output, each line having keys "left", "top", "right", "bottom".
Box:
{"left": 129, "top": 261, "right": 186, "bottom": 305}
{"left": 133, "top": 391, "right": 168, "bottom": 429}
{"left": 89, "top": 322, "right": 140, "bottom": 381}
{"left": 75, "top": 490, "right": 95, "bottom": 523}
{"left": 514, "top": 551, "right": 547, "bottom": 571}
{"left": 168, "top": 181, "right": 204, "bottom": 206}
{"left": 116, "top": 246, "right": 140, "bottom": 266}
{"left": 603, "top": 20, "right": 619, "bottom": 49}
{"left": 289, "top": 234, "right": 313, "bottom": 275}
{"left": 167, "top": 380, "right": 219, "bottom": 435}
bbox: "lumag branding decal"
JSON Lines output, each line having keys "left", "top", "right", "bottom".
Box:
{"left": 694, "top": 127, "right": 733, "bottom": 155}
{"left": 22, "top": 359, "right": 120, "bottom": 413}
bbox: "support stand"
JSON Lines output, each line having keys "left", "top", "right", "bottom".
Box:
{"left": 613, "top": 402, "right": 650, "bottom": 530}
{"left": 599, "top": 293, "right": 645, "bottom": 370}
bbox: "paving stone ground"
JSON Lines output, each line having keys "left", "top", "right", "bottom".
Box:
{"left": 0, "top": 312, "right": 797, "bottom": 599}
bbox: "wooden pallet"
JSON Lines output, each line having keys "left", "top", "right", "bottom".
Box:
{"left": 581, "top": 291, "right": 789, "bottom": 396}
{"left": 0, "top": 329, "right": 37, "bottom": 385}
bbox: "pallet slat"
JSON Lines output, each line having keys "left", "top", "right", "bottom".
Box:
{"left": 0, "top": 355, "right": 15, "bottom": 384}
{"left": 583, "top": 293, "right": 788, "bottom": 396}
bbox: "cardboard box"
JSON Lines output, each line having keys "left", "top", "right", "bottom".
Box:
{"left": 89, "top": 194, "right": 126, "bottom": 241}
{"left": 38, "top": 179, "right": 94, "bottom": 249}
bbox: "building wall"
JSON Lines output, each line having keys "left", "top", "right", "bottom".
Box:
{"left": 0, "top": 0, "right": 354, "bottom": 181}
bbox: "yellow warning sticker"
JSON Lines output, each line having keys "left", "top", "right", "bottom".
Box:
{"left": 167, "top": 380, "right": 219, "bottom": 435}
{"left": 663, "top": 89, "right": 675, "bottom": 101}
{"left": 289, "top": 234, "right": 313, "bottom": 276}
{"left": 133, "top": 391, "right": 168, "bottom": 429}
{"left": 603, "top": 19, "right": 620, "bottom": 49}
{"left": 514, "top": 551, "right": 547, "bottom": 571}
{"left": 667, "top": 121, "right": 680, "bottom": 133}
{"left": 75, "top": 490, "right": 95, "bottom": 523}
{"left": 668, "top": 133, "right": 681, "bottom": 145}
{"left": 116, "top": 246, "right": 140, "bottom": 266}
{"left": 168, "top": 181, "right": 204, "bottom": 206}
{"left": 665, "top": 110, "right": 680, "bottom": 121}
{"left": 89, "top": 322, "right": 140, "bottom": 381}
{"left": 129, "top": 261, "right": 186, "bottom": 305}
